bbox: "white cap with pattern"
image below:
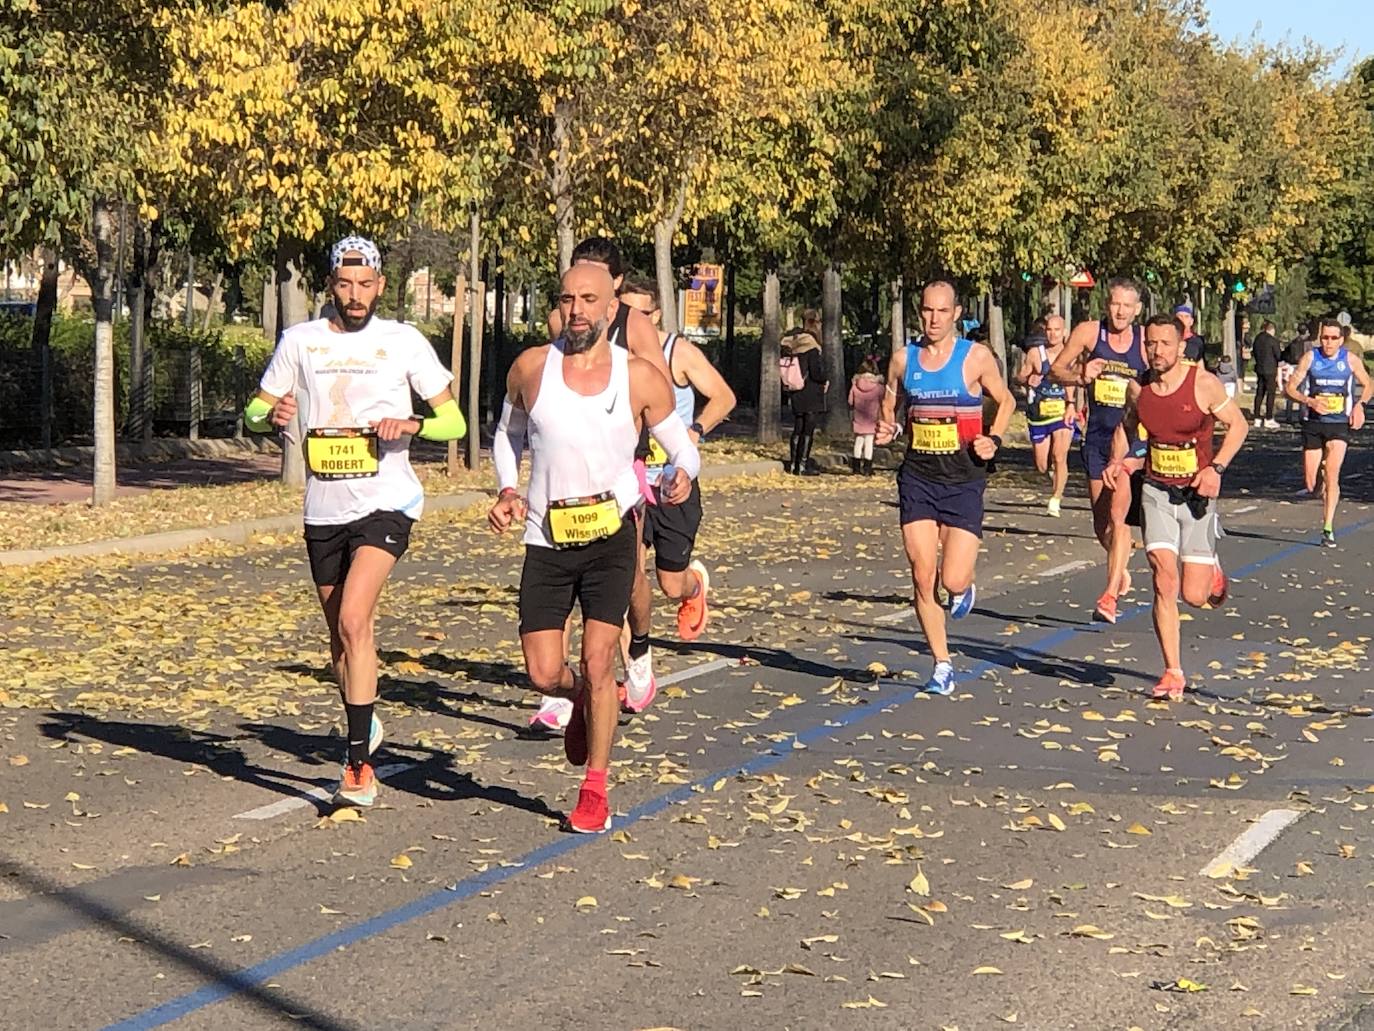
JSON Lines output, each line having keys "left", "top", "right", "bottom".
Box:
{"left": 330, "top": 235, "right": 382, "bottom": 273}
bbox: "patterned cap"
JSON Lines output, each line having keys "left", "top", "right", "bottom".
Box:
{"left": 330, "top": 235, "right": 382, "bottom": 273}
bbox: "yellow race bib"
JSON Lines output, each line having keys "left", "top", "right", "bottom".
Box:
{"left": 1149, "top": 441, "right": 1198, "bottom": 478}
{"left": 305, "top": 428, "right": 379, "bottom": 480}
{"left": 1315, "top": 393, "right": 1346, "bottom": 416}
{"left": 1093, "top": 377, "right": 1129, "bottom": 407}
{"left": 645, "top": 437, "right": 669, "bottom": 470}
{"left": 1038, "top": 397, "right": 1066, "bottom": 419}
{"left": 910, "top": 418, "right": 960, "bottom": 454}
{"left": 547, "top": 491, "right": 623, "bottom": 548}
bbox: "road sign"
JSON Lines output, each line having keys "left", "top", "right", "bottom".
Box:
{"left": 1067, "top": 269, "right": 1095, "bottom": 289}
{"left": 682, "top": 263, "right": 724, "bottom": 338}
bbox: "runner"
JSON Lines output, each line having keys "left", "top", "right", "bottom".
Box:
{"left": 614, "top": 275, "right": 737, "bottom": 711}
{"left": 1283, "top": 317, "right": 1372, "bottom": 547}
{"left": 1051, "top": 277, "right": 1148, "bottom": 624}
{"left": 243, "top": 236, "right": 466, "bottom": 808}
{"left": 489, "top": 263, "right": 700, "bottom": 833}
{"left": 1015, "top": 314, "right": 1076, "bottom": 517}
{"left": 875, "top": 280, "right": 1015, "bottom": 695}
{"left": 1104, "top": 314, "right": 1247, "bottom": 701}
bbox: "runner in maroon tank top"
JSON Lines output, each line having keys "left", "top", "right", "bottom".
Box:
{"left": 1104, "top": 315, "right": 1249, "bottom": 702}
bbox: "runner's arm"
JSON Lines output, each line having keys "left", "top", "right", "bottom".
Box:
{"left": 492, "top": 354, "right": 539, "bottom": 494}
{"left": 676, "top": 339, "right": 736, "bottom": 439}
{"left": 1050, "top": 321, "right": 1095, "bottom": 386}
{"left": 1013, "top": 345, "right": 1036, "bottom": 387}
{"left": 626, "top": 306, "right": 672, "bottom": 382}
{"left": 246, "top": 333, "right": 300, "bottom": 430}
{"left": 1283, "top": 352, "right": 1315, "bottom": 404}
{"left": 632, "top": 358, "right": 700, "bottom": 481}
{"left": 1109, "top": 383, "right": 1141, "bottom": 464}
{"left": 974, "top": 344, "right": 1015, "bottom": 441}
{"left": 1352, "top": 358, "right": 1373, "bottom": 405}
{"left": 546, "top": 307, "right": 562, "bottom": 341}
{"left": 1203, "top": 372, "right": 1248, "bottom": 471}
{"left": 876, "top": 346, "right": 907, "bottom": 443}
{"left": 415, "top": 390, "right": 465, "bottom": 441}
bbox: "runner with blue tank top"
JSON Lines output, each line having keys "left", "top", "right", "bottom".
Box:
{"left": 1015, "top": 314, "right": 1077, "bottom": 517}
{"left": 1284, "top": 318, "right": 1372, "bottom": 546}
{"left": 876, "top": 280, "right": 1015, "bottom": 696}
{"left": 1051, "top": 277, "right": 1149, "bottom": 624}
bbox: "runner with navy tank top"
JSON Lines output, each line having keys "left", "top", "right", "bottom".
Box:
{"left": 1052, "top": 277, "right": 1148, "bottom": 624}
{"left": 1015, "top": 314, "right": 1076, "bottom": 516}
{"left": 490, "top": 263, "right": 700, "bottom": 834}
{"left": 1284, "top": 318, "right": 1372, "bottom": 546}
{"left": 1105, "top": 315, "right": 1248, "bottom": 702}
{"left": 876, "top": 280, "right": 1015, "bottom": 696}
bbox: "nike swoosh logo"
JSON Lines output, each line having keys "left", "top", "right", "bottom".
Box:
{"left": 604, "top": 393, "right": 617, "bottom": 414}
{"left": 384, "top": 535, "right": 398, "bottom": 544}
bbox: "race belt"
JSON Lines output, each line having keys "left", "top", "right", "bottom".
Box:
{"left": 1037, "top": 397, "right": 1066, "bottom": 420}
{"left": 1093, "top": 376, "right": 1129, "bottom": 407}
{"left": 547, "top": 491, "right": 622, "bottom": 548}
{"left": 305, "top": 428, "right": 379, "bottom": 480}
{"left": 1149, "top": 440, "right": 1198, "bottom": 478}
{"left": 1314, "top": 393, "right": 1346, "bottom": 416}
{"left": 910, "top": 416, "right": 960, "bottom": 455}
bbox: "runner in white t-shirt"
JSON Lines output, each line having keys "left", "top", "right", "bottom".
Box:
{"left": 243, "top": 236, "right": 466, "bottom": 809}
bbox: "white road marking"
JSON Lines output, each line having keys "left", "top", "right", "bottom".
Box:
{"left": 231, "top": 659, "right": 737, "bottom": 821}
{"left": 1038, "top": 559, "right": 1094, "bottom": 578}
{"left": 1198, "top": 808, "right": 1305, "bottom": 878}
{"left": 1230, "top": 505, "right": 1259, "bottom": 515}
{"left": 876, "top": 608, "right": 914, "bottom": 623}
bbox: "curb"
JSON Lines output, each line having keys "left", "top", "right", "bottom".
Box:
{"left": 0, "top": 436, "right": 279, "bottom": 473}
{"left": 0, "top": 459, "right": 790, "bottom": 568}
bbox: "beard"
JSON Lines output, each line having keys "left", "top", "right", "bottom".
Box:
{"left": 336, "top": 297, "right": 379, "bottom": 332}
{"left": 564, "top": 317, "right": 605, "bottom": 353}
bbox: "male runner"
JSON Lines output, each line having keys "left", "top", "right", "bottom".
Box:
{"left": 1015, "top": 314, "right": 1076, "bottom": 517}
{"left": 1105, "top": 315, "right": 1247, "bottom": 701}
{"left": 1284, "top": 317, "right": 1372, "bottom": 546}
{"left": 876, "top": 280, "right": 1015, "bottom": 695}
{"left": 614, "top": 275, "right": 737, "bottom": 709}
{"left": 489, "top": 264, "right": 699, "bottom": 833}
{"left": 244, "top": 236, "right": 466, "bottom": 807}
{"left": 1052, "top": 277, "right": 1148, "bottom": 624}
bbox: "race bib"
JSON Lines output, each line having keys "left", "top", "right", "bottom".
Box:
{"left": 645, "top": 436, "right": 669, "bottom": 471}
{"left": 1149, "top": 441, "right": 1198, "bottom": 478}
{"left": 547, "top": 491, "right": 622, "bottom": 548}
{"left": 1093, "top": 377, "right": 1128, "bottom": 407}
{"left": 1315, "top": 393, "right": 1346, "bottom": 416}
{"left": 910, "top": 417, "right": 960, "bottom": 454}
{"left": 1038, "top": 397, "right": 1066, "bottom": 419}
{"left": 305, "top": 428, "right": 379, "bottom": 480}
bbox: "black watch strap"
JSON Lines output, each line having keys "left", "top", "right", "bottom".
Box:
{"left": 690, "top": 421, "right": 706, "bottom": 438}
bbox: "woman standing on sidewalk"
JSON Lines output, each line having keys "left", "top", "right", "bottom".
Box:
{"left": 787, "top": 310, "right": 828, "bottom": 475}
{"left": 848, "top": 357, "right": 884, "bottom": 475}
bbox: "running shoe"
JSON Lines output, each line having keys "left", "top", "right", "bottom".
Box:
{"left": 565, "top": 786, "right": 611, "bottom": 833}
{"left": 1208, "top": 563, "right": 1228, "bottom": 607}
{"left": 677, "top": 560, "right": 711, "bottom": 641}
{"left": 332, "top": 762, "right": 378, "bottom": 808}
{"left": 1321, "top": 529, "right": 1337, "bottom": 549}
{"left": 1047, "top": 496, "right": 1062, "bottom": 518}
{"left": 947, "top": 583, "right": 976, "bottom": 620}
{"left": 529, "top": 695, "right": 573, "bottom": 731}
{"left": 564, "top": 689, "right": 589, "bottom": 767}
{"left": 621, "top": 647, "right": 656, "bottom": 713}
{"left": 1150, "top": 669, "right": 1186, "bottom": 702}
{"left": 925, "top": 661, "right": 957, "bottom": 696}
{"left": 1263, "top": 419, "right": 1280, "bottom": 429}
{"left": 1093, "top": 592, "right": 1118, "bottom": 624}
{"left": 369, "top": 712, "right": 384, "bottom": 755}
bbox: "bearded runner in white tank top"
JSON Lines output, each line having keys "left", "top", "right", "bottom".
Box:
{"left": 488, "top": 263, "right": 700, "bottom": 834}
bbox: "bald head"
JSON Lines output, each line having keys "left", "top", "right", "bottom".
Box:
{"left": 918, "top": 280, "right": 962, "bottom": 345}
{"left": 559, "top": 264, "right": 616, "bottom": 354}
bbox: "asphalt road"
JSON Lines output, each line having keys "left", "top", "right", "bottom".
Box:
{"left": 1, "top": 425, "right": 1373, "bottom": 1031}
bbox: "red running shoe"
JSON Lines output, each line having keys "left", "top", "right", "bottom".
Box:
{"left": 1093, "top": 593, "right": 1118, "bottom": 624}
{"left": 1151, "top": 669, "right": 1186, "bottom": 702}
{"left": 565, "top": 787, "right": 611, "bottom": 833}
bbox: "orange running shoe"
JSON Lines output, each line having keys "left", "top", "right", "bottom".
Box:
{"left": 1093, "top": 593, "right": 1118, "bottom": 624}
{"left": 566, "top": 786, "right": 611, "bottom": 833}
{"left": 331, "top": 761, "right": 378, "bottom": 808}
{"left": 677, "top": 559, "right": 711, "bottom": 641}
{"left": 1151, "top": 669, "right": 1186, "bottom": 702}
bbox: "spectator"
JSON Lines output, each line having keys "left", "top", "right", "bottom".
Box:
{"left": 1215, "top": 353, "right": 1238, "bottom": 399}
{"left": 1238, "top": 315, "right": 1252, "bottom": 384}
{"left": 848, "top": 357, "right": 884, "bottom": 476}
{"left": 1251, "top": 319, "right": 1282, "bottom": 428}
{"left": 1280, "top": 326, "right": 1312, "bottom": 423}
{"left": 1175, "top": 305, "right": 1206, "bottom": 362}
{"left": 785, "top": 309, "right": 828, "bottom": 476}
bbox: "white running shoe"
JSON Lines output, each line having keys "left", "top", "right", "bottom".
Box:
{"left": 622, "top": 647, "right": 657, "bottom": 713}
{"left": 529, "top": 695, "right": 573, "bottom": 731}
{"left": 1047, "top": 496, "right": 1062, "bottom": 518}
{"left": 369, "top": 713, "right": 384, "bottom": 755}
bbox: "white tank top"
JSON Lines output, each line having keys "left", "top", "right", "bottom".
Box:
{"left": 524, "top": 341, "right": 641, "bottom": 548}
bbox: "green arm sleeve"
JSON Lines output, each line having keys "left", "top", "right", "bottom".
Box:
{"left": 243, "top": 396, "right": 273, "bottom": 434}
{"left": 417, "top": 398, "right": 466, "bottom": 442}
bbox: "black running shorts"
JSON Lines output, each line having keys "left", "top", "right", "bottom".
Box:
{"left": 303, "top": 510, "right": 413, "bottom": 587}
{"left": 518, "top": 519, "right": 637, "bottom": 634}
{"left": 1301, "top": 420, "right": 1350, "bottom": 450}
{"left": 642, "top": 479, "right": 703, "bottom": 573}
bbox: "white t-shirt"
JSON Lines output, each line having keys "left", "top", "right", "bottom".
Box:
{"left": 258, "top": 317, "right": 453, "bottom": 525}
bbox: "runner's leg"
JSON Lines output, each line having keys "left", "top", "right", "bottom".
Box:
{"left": 903, "top": 519, "right": 947, "bottom": 663}
{"left": 936, "top": 525, "right": 980, "bottom": 599}
{"left": 1050, "top": 429, "right": 1071, "bottom": 503}
{"left": 1147, "top": 547, "right": 1182, "bottom": 672}
{"left": 1323, "top": 438, "right": 1347, "bottom": 530}
{"left": 1032, "top": 434, "right": 1050, "bottom": 475}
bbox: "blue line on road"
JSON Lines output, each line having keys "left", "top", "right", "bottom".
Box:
{"left": 101, "top": 515, "right": 1371, "bottom": 1030}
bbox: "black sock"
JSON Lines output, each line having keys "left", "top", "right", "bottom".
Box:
{"left": 345, "top": 701, "right": 374, "bottom": 769}
{"left": 628, "top": 633, "right": 651, "bottom": 661}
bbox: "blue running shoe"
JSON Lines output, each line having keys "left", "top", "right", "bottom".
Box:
{"left": 925, "top": 661, "right": 957, "bottom": 696}
{"left": 948, "top": 583, "right": 976, "bottom": 620}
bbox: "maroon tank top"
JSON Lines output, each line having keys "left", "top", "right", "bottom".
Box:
{"left": 1136, "top": 363, "right": 1215, "bottom": 486}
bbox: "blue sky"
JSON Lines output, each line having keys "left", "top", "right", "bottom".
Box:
{"left": 1204, "top": 0, "right": 1371, "bottom": 69}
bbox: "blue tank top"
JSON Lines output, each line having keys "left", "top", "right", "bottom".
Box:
{"left": 1304, "top": 347, "right": 1354, "bottom": 423}
{"left": 1084, "top": 321, "right": 1146, "bottom": 439}
{"left": 1027, "top": 344, "right": 1068, "bottom": 424}
{"left": 902, "top": 337, "right": 985, "bottom": 483}
{"left": 645, "top": 333, "right": 697, "bottom": 485}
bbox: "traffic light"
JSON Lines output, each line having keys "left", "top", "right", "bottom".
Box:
{"left": 1232, "top": 279, "right": 1245, "bottom": 294}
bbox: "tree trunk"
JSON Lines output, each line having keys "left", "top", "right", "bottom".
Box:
{"left": 183, "top": 251, "right": 195, "bottom": 329}
{"left": 466, "top": 207, "right": 484, "bottom": 469}
{"left": 987, "top": 289, "right": 1008, "bottom": 378}
{"left": 757, "top": 264, "right": 782, "bottom": 443}
{"left": 448, "top": 272, "right": 466, "bottom": 477}
{"left": 275, "top": 237, "right": 311, "bottom": 486}
{"left": 1222, "top": 297, "right": 1237, "bottom": 362}
{"left": 137, "top": 223, "right": 160, "bottom": 443}
{"left": 653, "top": 183, "right": 687, "bottom": 333}
{"left": 725, "top": 262, "right": 737, "bottom": 386}
{"left": 201, "top": 269, "right": 224, "bottom": 332}
{"left": 91, "top": 199, "right": 118, "bottom": 505}
{"left": 395, "top": 260, "right": 412, "bottom": 323}
{"left": 822, "top": 259, "right": 847, "bottom": 434}
{"left": 552, "top": 100, "right": 575, "bottom": 273}
{"left": 30, "top": 247, "right": 59, "bottom": 450}
{"left": 261, "top": 269, "right": 277, "bottom": 342}
{"left": 889, "top": 276, "right": 904, "bottom": 355}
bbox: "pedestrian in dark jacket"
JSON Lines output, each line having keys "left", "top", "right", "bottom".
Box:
{"left": 786, "top": 310, "right": 828, "bottom": 475}
{"left": 1251, "top": 320, "right": 1282, "bottom": 427}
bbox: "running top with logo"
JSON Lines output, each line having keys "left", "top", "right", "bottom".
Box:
{"left": 901, "top": 337, "right": 985, "bottom": 483}
{"left": 1027, "top": 344, "right": 1069, "bottom": 426}
{"left": 1085, "top": 322, "right": 1147, "bottom": 440}
{"left": 1135, "top": 363, "right": 1215, "bottom": 487}
{"left": 645, "top": 333, "right": 695, "bottom": 487}
{"left": 523, "top": 339, "right": 641, "bottom": 549}
{"left": 1303, "top": 347, "right": 1354, "bottom": 423}
{"left": 258, "top": 317, "right": 453, "bottom": 525}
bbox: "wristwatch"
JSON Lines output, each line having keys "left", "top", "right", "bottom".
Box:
{"left": 1212, "top": 462, "right": 1227, "bottom": 476}
{"left": 690, "top": 421, "right": 706, "bottom": 439}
